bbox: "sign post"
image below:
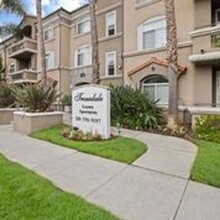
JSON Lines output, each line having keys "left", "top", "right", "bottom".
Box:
{"left": 72, "top": 85, "right": 110, "bottom": 139}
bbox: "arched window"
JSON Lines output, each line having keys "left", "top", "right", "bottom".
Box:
{"left": 138, "top": 16, "right": 166, "bottom": 50}
{"left": 142, "top": 75, "right": 168, "bottom": 104}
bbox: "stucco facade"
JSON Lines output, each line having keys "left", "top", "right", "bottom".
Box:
{"left": 0, "top": 0, "right": 220, "bottom": 107}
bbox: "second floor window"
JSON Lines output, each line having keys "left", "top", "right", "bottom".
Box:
{"left": 44, "top": 26, "right": 54, "bottom": 41}
{"left": 138, "top": 16, "right": 166, "bottom": 50}
{"left": 106, "top": 11, "right": 116, "bottom": 37}
{"left": 45, "top": 51, "right": 54, "bottom": 70}
{"left": 77, "top": 15, "right": 90, "bottom": 35}
{"left": 105, "top": 51, "right": 116, "bottom": 76}
{"left": 9, "top": 64, "right": 16, "bottom": 73}
{"left": 215, "top": 9, "right": 220, "bottom": 25}
{"left": 76, "top": 45, "right": 91, "bottom": 67}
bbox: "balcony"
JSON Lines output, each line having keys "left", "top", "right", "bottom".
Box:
{"left": 72, "top": 65, "right": 93, "bottom": 86}
{"left": 10, "top": 69, "right": 37, "bottom": 84}
{"left": 189, "top": 25, "right": 220, "bottom": 64}
{"left": 8, "top": 37, "right": 37, "bottom": 59}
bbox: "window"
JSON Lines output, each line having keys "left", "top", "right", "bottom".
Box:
{"left": 9, "top": 64, "right": 16, "bottom": 73}
{"left": 45, "top": 51, "right": 54, "bottom": 70}
{"left": 105, "top": 51, "right": 117, "bottom": 76}
{"left": 138, "top": 16, "right": 166, "bottom": 50}
{"left": 44, "top": 26, "right": 54, "bottom": 41}
{"left": 106, "top": 11, "right": 116, "bottom": 37}
{"left": 138, "top": 0, "right": 153, "bottom": 5}
{"left": 215, "top": 9, "right": 220, "bottom": 25}
{"left": 77, "top": 15, "right": 90, "bottom": 35}
{"left": 142, "top": 75, "right": 168, "bottom": 104}
{"left": 216, "top": 71, "right": 220, "bottom": 105}
{"left": 75, "top": 45, "right": 91, "bottom": 67}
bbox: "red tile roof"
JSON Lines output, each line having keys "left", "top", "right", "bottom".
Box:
{"left": 128, "top": 57, "right": 187, "bottom": 76}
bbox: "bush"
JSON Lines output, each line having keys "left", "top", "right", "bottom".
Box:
{"left": 111, "top": 85, "right": 163, "bottom": 130}
{"left": 194, "top": 115, "right": 220, "bottom": 143}
{"left": 0, "top": 84, "right": 16, "bottom": 108}
{"left": 61, "top": 94, "right": 72, "bottom": 106}
{"left": 15, "top": 83, "right": 60, "bottom": 112}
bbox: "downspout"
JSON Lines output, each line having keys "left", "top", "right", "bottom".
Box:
{"left": 59, "top": 13, "right": 62, "bottom": 98}
{"left": 122, "top": 0, "right": 125, "bottom": 85}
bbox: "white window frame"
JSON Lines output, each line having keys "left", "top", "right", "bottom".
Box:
{"left": 105, "top": 51, "right": 117, "bottom": 77}
{"left": 215, "top": 9, "right": 220, "bottom": 26}
{"left": 142, "top": 81, "right": 169, "bottom": 105}
{"left": 216, "top": 71, "right": 220, "bottom": 105}
{"left": 45, "top": 51, "right": 55, "bottom": 70}
{"left": 138, "top": 16, "right": 166, "bottom": 50}
{"left": 75, "top": 45, "right": 91, "bottom": 67}
{"left": 105, "top": 10, "right": 117, "bottom": 37}
{"left": 43, "top": 26, "right": 54, "bottom": 41}
{"left": 138, "top": 0, "right": 152, "bottom": 5}
{"left": 77, "top": 15, "right": 90, "bottom": 35}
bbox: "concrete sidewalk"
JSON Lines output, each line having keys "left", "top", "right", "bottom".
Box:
{"left": 0, "top": 125, "right": 220, "bottom": 220}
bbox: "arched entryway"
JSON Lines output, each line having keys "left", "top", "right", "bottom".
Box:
{"left": 141, "top": 75, "right": 169, "bottom": 104}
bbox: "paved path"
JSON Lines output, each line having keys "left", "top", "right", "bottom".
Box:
{"left": 0, "top": 125, "right": 220, "bottom": 220}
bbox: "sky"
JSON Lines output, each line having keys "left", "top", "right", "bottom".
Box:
{"left": 0, "top": 0, "right": 87, "bottom": 41}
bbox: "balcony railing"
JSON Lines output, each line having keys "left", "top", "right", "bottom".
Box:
{"left": 8, "top": 37, "right": 37, "bottom": 59}
{"left": 72, "top": 65, "right": 93, "bottom": 86}
{"left": 189, "top": 25, "right": 220, "bottom": 63}
{"left": 10, "top": 69, "right": 37, "bottom": 84}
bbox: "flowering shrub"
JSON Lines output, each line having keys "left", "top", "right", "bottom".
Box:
{"left": 60, "top": 127, "right": 102, "bottom": 141}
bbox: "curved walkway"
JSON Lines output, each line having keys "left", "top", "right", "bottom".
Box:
{"left": 0, "top": 125, "right": 220, "bottom": 220}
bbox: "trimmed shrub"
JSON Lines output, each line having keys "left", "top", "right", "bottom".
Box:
{"left": 111, "top": 85, "right": 163, "bottom": 130}
{"left": 15, "top": 83, "right": 60, "bottom": 112}
{"left": 61, "top": 94, "right": 72, "bottom": 106}
{"left": 0, "top": 84, "right": 16, "bottom": 108}
{"left": 195, "top": 115, "right": 220, "bottom": 143}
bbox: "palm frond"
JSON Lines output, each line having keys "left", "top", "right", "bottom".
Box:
{"left": 0, "top": 0, "right": 25, "bottom": 16}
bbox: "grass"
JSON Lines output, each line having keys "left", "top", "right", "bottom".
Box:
{"left": 0, "top": 154, "right": 118, "bottom": 220}
{"left": 191, "top": 140, "right": 220, "bottom": 188}
{"left": 30, "top": 125, "right": 147, "bottom": 164}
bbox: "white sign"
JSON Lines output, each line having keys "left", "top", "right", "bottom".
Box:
{"left": 72, "top": 85, "right": 110, "bottom": 139}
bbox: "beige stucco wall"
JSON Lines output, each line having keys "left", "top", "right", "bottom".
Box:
{"left": 14, "top": 112, "right": 63, "bottom": 135}
{"left": 0, "top": 109, "right": 15, "bottom": 125}
{"left": 123, "top": 0, "right": 215, "bottom": 107}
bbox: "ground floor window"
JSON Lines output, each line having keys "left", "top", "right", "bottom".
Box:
{"left": 142, "top": 75, "right": 169, "bottom": 104}
{"left": 216, "top": 71, "right": 220, "bottom": 105}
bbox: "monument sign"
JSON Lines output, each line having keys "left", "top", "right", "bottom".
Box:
{"left": 72, "top": 85, "right": 110, "bottom": 139}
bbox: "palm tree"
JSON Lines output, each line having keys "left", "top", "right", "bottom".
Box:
{"left": 0, "top": 0, "right": 25, "bottom": 82}
{"left": 165, "top": 0, "right": 179, "bottom": 129}
{"left": 88, "top": 0, "right": 100, "bottom": 84}
{"left": 0, "top": 0, "right": 25, "bottom": 35}
{"left": 36, "top": 0, "right": 47, "bottom": 86}
{"left": 0, "top": 0, "right": 24, "bottom": 15}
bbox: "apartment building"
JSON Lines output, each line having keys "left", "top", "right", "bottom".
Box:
{"left": 124, "top": 0, "right": 220, "bottom": 107}
{"left": 0, "top": 1, "right": 123, "bottom": 96}
{"left": 1, "top": 0, "right": 220, "bottom": 108}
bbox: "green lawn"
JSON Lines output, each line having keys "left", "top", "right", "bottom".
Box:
{"left": 30, "top": 125, "right": 147, "bottom": 164}
{"left": 0, "top": 154, "right": 118, "bottom": 220}
{"left": 191, "top": 140, "right": 220, "bottom": 188}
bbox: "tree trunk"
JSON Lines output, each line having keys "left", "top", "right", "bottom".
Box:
{"left": 88, "top": 0, "right": 100, "bottom": 84}
{"left": 165, "top": 0, "right": 178, "bottom": 129}
{"left": 36, "top": 0, "right": 47, "bottom": 86}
